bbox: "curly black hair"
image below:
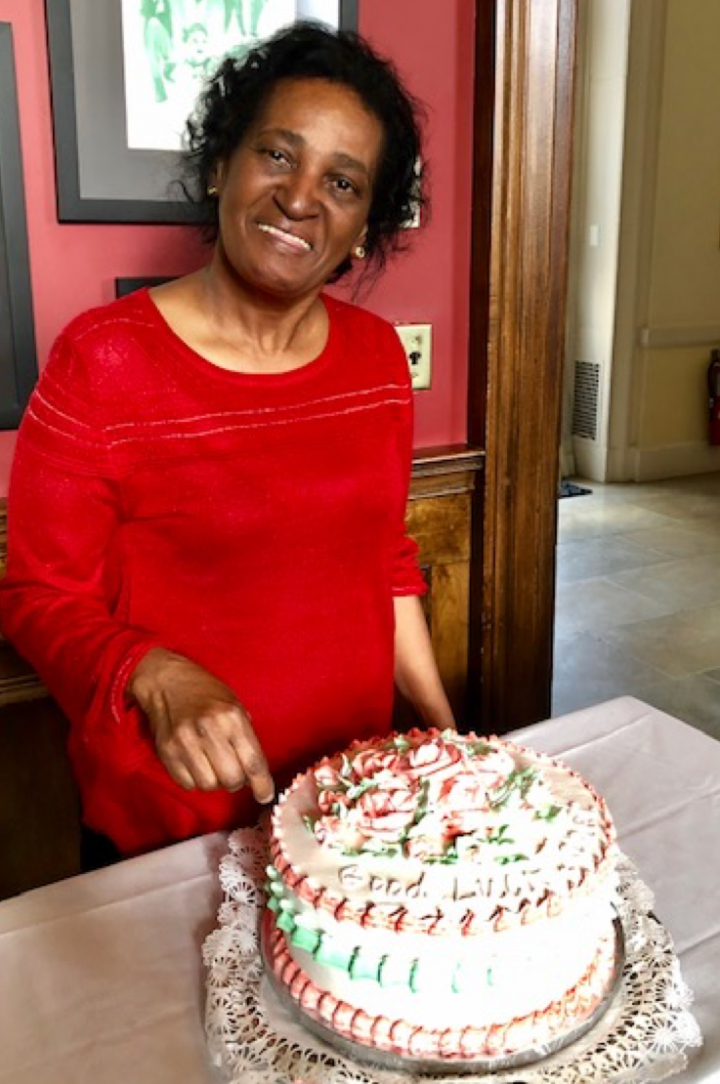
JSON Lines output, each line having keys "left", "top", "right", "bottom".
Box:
{"left": 181, "top": 22, "right": 427, "bottom": 283}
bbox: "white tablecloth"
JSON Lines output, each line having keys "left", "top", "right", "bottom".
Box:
{"left": 0, "top": 696, "right": 718, "bottom": 1083}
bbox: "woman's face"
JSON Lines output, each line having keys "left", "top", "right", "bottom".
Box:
{"left": 214, "top": 78, "right": 384, "bottom": 300}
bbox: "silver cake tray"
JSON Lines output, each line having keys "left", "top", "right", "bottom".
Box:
{"left": 261, "top": 916, "right": 626, "bottom": 1076}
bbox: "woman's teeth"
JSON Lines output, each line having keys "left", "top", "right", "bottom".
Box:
{"left": 257, "top": 223, "right": 312, "bottom": 251}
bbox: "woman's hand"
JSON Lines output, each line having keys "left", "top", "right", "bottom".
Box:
{"left": 127, "top": 647, "right": 275, "bottom": 803}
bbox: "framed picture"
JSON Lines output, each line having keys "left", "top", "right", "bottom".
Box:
{"left": 45, "top": 0, "right": 359, "bottom": 225}
{"left": 115, "top": 276, "right": 175, "bottom": 297}
{"left": 0, "top": 24, "right": 38, "bottom": 429}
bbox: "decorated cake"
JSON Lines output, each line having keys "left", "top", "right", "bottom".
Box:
{"left": 263, "top": 728, "right": 620, "bottom": 1062}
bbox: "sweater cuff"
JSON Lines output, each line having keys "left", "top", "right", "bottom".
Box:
{"left": 391, "top": 570, "right": 429, "bottom": 598}
{"left": 109, "top": 639, "right": 163, "bottom": 728}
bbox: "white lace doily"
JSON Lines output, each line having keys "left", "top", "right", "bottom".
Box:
{"left": 203, "top": 828, "right": 702, "bottom": 1084}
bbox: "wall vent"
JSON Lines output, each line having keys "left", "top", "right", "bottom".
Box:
{"left": 571, "top": 360, "right": 600, "bottom": 440}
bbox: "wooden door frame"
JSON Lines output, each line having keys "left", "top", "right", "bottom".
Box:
{"left": 468, "top": 0, "right": 578, "bottom": 731}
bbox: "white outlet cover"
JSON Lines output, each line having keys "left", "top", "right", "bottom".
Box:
{"left": 395, "top": 324, "right": 432, "bottom": 390}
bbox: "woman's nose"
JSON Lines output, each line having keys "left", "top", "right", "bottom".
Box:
{"left": 274, "top": 169, "right": 320, "bottom": 219}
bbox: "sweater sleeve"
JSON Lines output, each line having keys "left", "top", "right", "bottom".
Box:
{"left": 0, "top": 333, "right": 160, "bottom": 748}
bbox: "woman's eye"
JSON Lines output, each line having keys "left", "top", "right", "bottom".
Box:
{"left": 262, "top": 148, "right": 290, "bottom": 166}
{"left": 332, "top": 177, "right": 358, "bottom": 196}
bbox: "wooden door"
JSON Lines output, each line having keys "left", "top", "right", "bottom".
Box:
{"left": 468, "top": 0, "right": 578, "bottom": 732}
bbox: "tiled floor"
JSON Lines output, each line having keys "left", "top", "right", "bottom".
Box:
{"left": 552, "top": 472, "right": 720, "bottom": 741}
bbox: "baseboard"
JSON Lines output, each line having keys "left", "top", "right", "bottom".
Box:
{"left": 632, "top": 442, "right": 720, "bottom": 481}
{"left": 572, "top": 437, "right": 720, "bottom": 483}
{"left": 572, "top": 437, "right": 610, "bottom": 481}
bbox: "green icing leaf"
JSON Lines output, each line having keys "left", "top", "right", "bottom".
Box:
{"left": 345, "top": 776, "right": 380, "bottom": 801}
{"left": 489, "top": 767, "right": 538, "bottom": 809}
{"left": 486, "top": 823, "right": 513, "bottom": 845}
{"left": 414, "top": 777, "right": 431, "bottom": 823}
{"left": 358, "top": 838, "right": 402, "bottom": 858}
{"left": 466, "top": 739, "right": 493, "bottom": 757}
{"left": 424, "top": 850, "right": 460, "bottom": 866}
{"left": 535, "top": 803, "right": 562, "bottom": 822}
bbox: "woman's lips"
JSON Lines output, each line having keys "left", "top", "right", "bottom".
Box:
{"left": 257, "top": 222, "right": 313, "bottom": 252}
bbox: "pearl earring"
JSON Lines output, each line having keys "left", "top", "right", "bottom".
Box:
{"left": 354, "top": 244, "right": 366, "bottom": 260}
{"left": 207, "top": 184, "right": 218, "bottom": 197}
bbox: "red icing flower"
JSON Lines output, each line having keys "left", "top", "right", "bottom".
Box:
{"left": 317, "top": 787, "right": 351, "bottom": 815}
{"left": 355, "top": 779, "right": 418, "bottom": 842}
{"left": 434, "top": 770, "right": 496, "bottom": 835}
{"left": 350, "top": 748, "right": 401, "bottom": 780}
{"left": 314, "top": 762, "right": 342, "bottom": 789}
{"left": 397, "top": 738, "right": 464, "bottom": 782}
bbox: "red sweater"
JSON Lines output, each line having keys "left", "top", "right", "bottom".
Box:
{"left": 0, "top": 290, "right": 425, "bottom": 854}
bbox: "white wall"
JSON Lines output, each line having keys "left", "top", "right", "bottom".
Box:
{"left": 567, "top": 0, "right": 720, "bottom": 482}
{"left": 565, "top": 0, "right": 632, "bottom": 481}
{"left": 633, "top": 0, "right": 720, "bottom": 479}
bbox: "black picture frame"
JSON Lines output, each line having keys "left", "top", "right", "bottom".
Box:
{"left": 45, "top": 0, "right": 359, "bottom": 225}
{"left": 115, "top": 276, "right": 175, "bottom": 298}
{"left": 0, "top": 24, "right": 38, "bottom": 429}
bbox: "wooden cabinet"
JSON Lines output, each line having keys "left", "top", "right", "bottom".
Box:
{"left": 406, "top": 446, "right": 483, "bottom": 720}
{"left": 0, "top": 699, "right": 81, "bottom": 898}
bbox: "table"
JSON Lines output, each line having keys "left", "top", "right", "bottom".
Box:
{"left": 0, "top": 697, "right": 717, "bottom": 1083}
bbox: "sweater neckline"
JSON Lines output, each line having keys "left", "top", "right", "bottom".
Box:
{"left": 137, "top": 288, "right": 339, "bottom": 386}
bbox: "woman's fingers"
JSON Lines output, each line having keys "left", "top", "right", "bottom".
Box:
{"left": 131, "top": 651, "right": 275, "bottom": 800}
{"left": 229, "top": 725, "right": 275, "bottom": 804}
{"left": 161, "top": 707, "right": 274, "bottom": 800}
{"left": 165, "top": 759, "right": 197, "bottom": 791}
{"left": 196, "top": 723, "right": 248, "bottom": 791}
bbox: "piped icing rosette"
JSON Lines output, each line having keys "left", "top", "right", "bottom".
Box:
{"left": 309, "top": 731, "right": 557, "bottom": 865}
{"left": 269, "top": 728, "right": 618, "bottom": 934}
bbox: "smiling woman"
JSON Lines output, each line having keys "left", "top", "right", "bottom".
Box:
{"left": 208, "top": 78, "right": 383, "bottom": 314}
{"left": 0, "top": 23, "right": 455, "bottom": 861}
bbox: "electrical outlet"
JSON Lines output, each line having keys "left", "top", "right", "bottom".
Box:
{"left": 395, "top": 324, "right": 432, "bottom": 390}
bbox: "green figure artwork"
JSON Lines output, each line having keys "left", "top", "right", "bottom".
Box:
{"left": 140, "top": 0, "right": 275, "bottom": 105}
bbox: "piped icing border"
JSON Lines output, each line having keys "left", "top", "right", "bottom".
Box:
{"left": 266, "top": 861, "right": 606, "bottom": 997}
{"left": 270, "top": 729, "right": 617, "bottom": 936}
{"left": 263, "top": 911, "right": 618, "bottom": 1060}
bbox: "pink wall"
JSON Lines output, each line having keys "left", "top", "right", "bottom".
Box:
{"left": 0, "top": 0, "right": 474, "bottom": 494}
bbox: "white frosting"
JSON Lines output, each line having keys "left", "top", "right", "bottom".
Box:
{"left": 268, "top": 731, "right": 618, "bottom": 1040}
{"left": 274, "top": 738, "right": 614, "bottom": 921}
{"left": 279, "top": 884, "right": 615, "bottom": 1027}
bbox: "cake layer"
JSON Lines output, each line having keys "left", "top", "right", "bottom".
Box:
{"left": 263, "top": 913, "right": 619, "bottom": 1059}
{"left": 267, "top": 864, "right": 615, "bottom": 1027}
